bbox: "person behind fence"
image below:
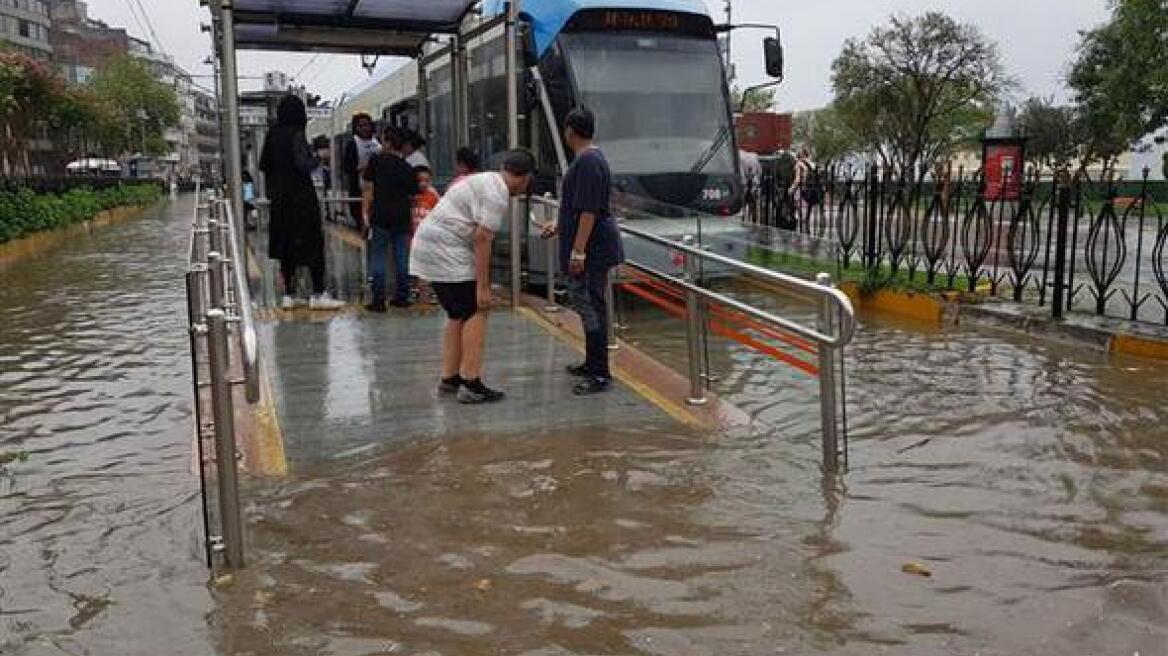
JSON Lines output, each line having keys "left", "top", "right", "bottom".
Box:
{"left": 449, "top": 146, "right": 481, "bottom": 189}
{"left": 409, "top": 149, "right": 535, "bottom": 404}
{"left": 343, "top": 113, "right": 379, "bottom": 227}
{"left": 541, "top": 107, "right": 624, "bottom": 395}
{"left": 790, "top": 146, "right": 823, "bottom": 219}
{"left": 260, "top": 94, "right": 344, "bottom": 311}
{"left": 362, "top": 126, "right": 418, "bottom": 312}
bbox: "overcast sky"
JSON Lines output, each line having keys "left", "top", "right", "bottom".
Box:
{"left": 90, "top": 0, "right": 1110, "bottom": 111}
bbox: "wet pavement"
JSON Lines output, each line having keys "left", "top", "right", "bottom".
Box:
{"left": 1, "top": 196, "right": 1166, "bottom": 655}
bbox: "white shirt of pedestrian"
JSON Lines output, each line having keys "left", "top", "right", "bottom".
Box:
{"left": 410, "top": 172, "right": 510, "bottom": 283}
{"left": 406, "top": 150, "right": 430, "bottom": 170}
{"left": 355, "top": 136, "right": 380, "bottom": 170}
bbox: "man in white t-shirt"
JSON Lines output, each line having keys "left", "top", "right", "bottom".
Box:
{"left": 410, "top": 149, "right": 535, "bottom": 404}
{"left": 402, "top": 129, "right": 430, "bottom": 170}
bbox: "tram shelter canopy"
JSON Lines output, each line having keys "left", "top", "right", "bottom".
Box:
{"left": 229, "top": 0, "right": 479, "bottom": 54}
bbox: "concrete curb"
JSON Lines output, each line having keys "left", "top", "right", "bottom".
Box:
{"left": 837, "top": 282, "right": 1168, "bottom": 362}
{"left": 0, "top": 203, "right": 155, "bottom": 268}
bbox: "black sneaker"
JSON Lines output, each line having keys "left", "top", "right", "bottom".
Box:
{"left": 573, "top": 377, "right": 612, "bottom": 396}
{"left": 565, "top": 363, "right": 589, "bottom": 377}
{"left": 365, "top": 301, "right": 387, "bottom": 313}
{"left": 457, "top": 379, "right": 505, "bottom": 404}
{"left": 438, "top": 375, "right": 464, "bottom": 395}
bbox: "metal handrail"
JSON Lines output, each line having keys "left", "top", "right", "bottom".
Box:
{"left": 219, "top": 199, "right": 260, "bottom": 403}
{"left": 618, "top": 224, "right": 857, "bottom": 347}
{"left": 527, "top": 194, "right": 856, "bottom": 473}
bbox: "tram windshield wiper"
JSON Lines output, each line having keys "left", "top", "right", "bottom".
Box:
{"left": 689, "top": 124, "right": 732, "bottom": 174}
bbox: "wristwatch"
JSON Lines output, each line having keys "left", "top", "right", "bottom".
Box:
{"left": 570, "top": 250, "right": 587, "bottom": 262}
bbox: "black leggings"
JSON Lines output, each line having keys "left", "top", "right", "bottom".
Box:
{"left": 281, "top": 258, "right": 325, "bottom": 295}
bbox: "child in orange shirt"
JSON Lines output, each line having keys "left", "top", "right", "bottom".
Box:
{"left": 411, "top": 165, "right": 441, "bottom": 303}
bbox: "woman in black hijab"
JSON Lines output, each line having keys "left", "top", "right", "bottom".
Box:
{"left": 260, "top": 94, "right": 342, "bottom": 310}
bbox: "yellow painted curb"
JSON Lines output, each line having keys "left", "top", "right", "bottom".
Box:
{"left": 516, "top": 306, "right": 705, "bottom": 429}
{"left": 1111, "top": 334, "right": 1168, "bottom": 361}
{"left": 251, "top": 363, "right": 288, "bottom": 476}
{"left": 840, "top": 282, "right": 944, "bottom": 324}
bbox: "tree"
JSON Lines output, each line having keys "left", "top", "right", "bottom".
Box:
{"left": 830, "top": 12, "right": 1008, "bottom": 177}
{"left": 86, "top": 56, "right": 180, "bottom": 157}
{"left": 792, "top": 105, "right": 860, "bottom": 169}
{"left": 0, "top": 52, "right": 64, "bottom": 175}
{"left": 1069, "top": 0, "right": 1168, "bottom": 152}
{"left": 731, "top": 86, "right": 776, "bottom": 113}
{"left": 1018, "top": 96, "right": 1079, "bottom": 172}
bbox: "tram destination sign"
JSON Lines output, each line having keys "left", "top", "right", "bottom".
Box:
{"left": 566, "top": 9, "right": 714, "bottom": 38}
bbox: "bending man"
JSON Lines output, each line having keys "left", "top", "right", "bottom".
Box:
{"left": 409, "top": 149, "right": 535, "bottom": 404}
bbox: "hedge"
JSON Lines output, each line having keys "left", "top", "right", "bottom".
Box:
{"left": 0, "top": 184, "right": 162, "bottom": 244}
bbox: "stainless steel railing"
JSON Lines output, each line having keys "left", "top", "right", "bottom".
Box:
{"left": 185, "top": 186, "right": 259, "bottom": 569}
{"left": 528, "top": 195, "right": 857, "bottom": 473}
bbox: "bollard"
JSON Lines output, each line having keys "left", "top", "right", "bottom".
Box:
{"left": 816, "top": 273, "right": 841, "bottom": 474}
{"left": 206, "top": 309, "right": 245, "bottom": 568}
{"left": 682, "top": 240, "right": 707, "bottom": 406}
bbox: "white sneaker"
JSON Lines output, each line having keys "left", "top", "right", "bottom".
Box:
{"left": 309, "top": 293, "right": 345, "bottom": 311}
{"left": 280, "top": 295, "right": 295, "bottom": 310}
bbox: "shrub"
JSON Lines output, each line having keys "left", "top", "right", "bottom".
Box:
{"left": 0, "top": 183, "right": 161, "bottom": 244}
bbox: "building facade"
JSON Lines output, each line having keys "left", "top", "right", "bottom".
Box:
{"left": 0, "top": 0, "right": 52, "bottom": 61}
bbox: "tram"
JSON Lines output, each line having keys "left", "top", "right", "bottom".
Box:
{"left": 318, "top": 0, "right": 782, "bottom": 217}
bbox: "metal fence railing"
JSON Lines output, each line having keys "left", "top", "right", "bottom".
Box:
{"left": 750, "top": 164, "right": 1168, "bottom": 325}
{"left": 185, "top": 186, "right": 259, "bottom": 570}
{"left": 529, "top": 195, "right": 857, "bottom": 473}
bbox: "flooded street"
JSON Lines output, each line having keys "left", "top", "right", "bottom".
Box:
{"left": 2, "top": 197, "right": 1166, "bottom": 654}
{"left": 0, "top": 195, "right": 211, "bottom": 654}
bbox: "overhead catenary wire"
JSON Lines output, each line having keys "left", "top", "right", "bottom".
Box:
{"left": 132, "top": 0, "right": 168, "bottom": 55}
{"left": 293, "top": 53, "right": 323, "bottom": 81}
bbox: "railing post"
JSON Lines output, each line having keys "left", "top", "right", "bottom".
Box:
{"left": 545, "top": 230, "right": 560, "bottom": 312}
{"left": 1051, "top": 182, "right": 1071, "bottom": 320}
{"left": 208, "top": 251, "right": 226, "bottom": 309}
{"left": 682, "top": 237, "right": 707, "bottom": 406}
{"left": 816, "top": 272, "right": 841, "bottom": 474}
{"left": 206, "top": 309, "right": 245, "bottom": 568}
{"left": 605, "top": 269, "right": 619, "bottom": 351}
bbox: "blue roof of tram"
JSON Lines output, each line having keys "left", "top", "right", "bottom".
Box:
{"left": 483, "top": 0, "right": 714, "bottom": 56}
{"left": 230, "top": 0, "right": 477, "bottom": 54}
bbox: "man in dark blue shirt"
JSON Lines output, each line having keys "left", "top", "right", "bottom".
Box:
{"left": 543, "top": 107, "right": 624, "bottom": 394}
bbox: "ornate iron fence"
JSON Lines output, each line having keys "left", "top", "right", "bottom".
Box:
{"left": 750, "top": 163, "right": 1168, "bottom": 325}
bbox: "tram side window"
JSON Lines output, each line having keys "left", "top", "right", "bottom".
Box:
{"left": 425, "top": 66, "right": 455, "bottom": 184}
{"left": 468, "top": 36, "right": 509, "bottom": 171}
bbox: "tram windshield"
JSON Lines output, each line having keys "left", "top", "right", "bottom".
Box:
{"left": 561, "top": 32, "right": 735, "bottom": 176}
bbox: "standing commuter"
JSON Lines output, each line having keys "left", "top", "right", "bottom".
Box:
{"left": 260, "top": 94, "right": 344, "bottom": 310}
{"left": 362, "top": 127, "right": 419, "bottom": 311}
{"left": 541, "top": 107, "right": 624, "bottom": 395}
{"left": 409, "top": 150, "right": 535, "bottom": 404}
{"left": 342, "top": 113, "right": 380, "bottom": 227}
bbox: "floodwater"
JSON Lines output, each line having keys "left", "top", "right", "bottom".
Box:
{"left": 1, "top": 196, "right": 1166, "bottom": 655}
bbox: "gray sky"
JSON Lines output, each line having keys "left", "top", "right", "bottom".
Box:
{"left": 93, "top": 0, "right": 1109, "bottom": 110}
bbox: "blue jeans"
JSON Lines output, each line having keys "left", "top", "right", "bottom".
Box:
{"left": 568, "top": 265, "right": 612, "bottom": 379}
{"left": 370, "top": 226, "right": 410, "bottom": 304}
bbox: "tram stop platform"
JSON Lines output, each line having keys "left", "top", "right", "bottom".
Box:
{"left": 240, "top": 225, "right": 746, "bottom": 476}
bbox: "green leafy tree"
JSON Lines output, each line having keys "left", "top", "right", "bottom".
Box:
{"left": 0, "top": 52, "right": 65, "bottom": 175}
{"left": 1018, "top": 96, "right": 1079, "bottom": 172}
{"left": 86, "top": 56, "right": 180, "bottom": 157}
{"left": 830, "top": 12, "right": 1008, "bottom": 177}
{"left": 731, "top": 86, "right": 776, "bottom": 113}
{"left": 792, "top": 105, "right": 860, "bottom": 169}
{"left": 1069, "top": 0, "right": 1168, "bottom": 152}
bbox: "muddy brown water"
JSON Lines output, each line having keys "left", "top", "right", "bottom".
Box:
{"left": 1, "top": 197, "right": 1165, "bottom": 655}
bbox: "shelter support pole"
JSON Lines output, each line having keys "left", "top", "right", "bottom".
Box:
{"left": 218, "top": 1, "right": 245, "bottom": 246}
{"left": 505, "top": 1, "right": 522, "bottom": 307}
{"left": 417, "top": 59, "right": 429, "bottom": 143}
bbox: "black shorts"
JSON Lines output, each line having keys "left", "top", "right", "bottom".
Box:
{"left": 431, "top": 281, "right": 478, "bottom": 320}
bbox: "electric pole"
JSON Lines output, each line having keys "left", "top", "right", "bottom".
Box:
{"left": 724, "top": 0, "right": 733, "bottom": 82}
